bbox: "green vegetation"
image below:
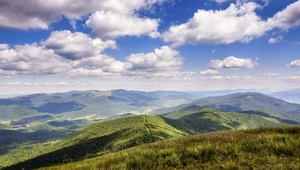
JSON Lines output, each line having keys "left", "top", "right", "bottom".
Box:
{"left": 39, "top": 126, "right": 300, "bottom": 170}
{"left": 157, "top": 92, "right": 300, "bottom": 122}
{"left": 2, "top": 103, "right": 299, "bottom": 170}
{"left": 0, "top": 141, "right": 59, "bottom": 169}
{"left": 0, "top": 89, "right": 195, "bottom": 165}
{"left": 3, "top": 115, "right": 186, "bottom": 170}
{"left": 0, "top": 128, "right": 74, "bottom": 168}
{"left": 0, "top": 90, "right": 195, "bottom": 124}
{"left": 0, "top": 105, "right": 39, "bottom": 121}
{"left": 163, "top": 106, "right": 287, "bottom": 134}
{"left": 2, "top": 105, "right": 298, "bottom": 169}
{"left": 0, "top": 123, "right": 9, "bottom": 129}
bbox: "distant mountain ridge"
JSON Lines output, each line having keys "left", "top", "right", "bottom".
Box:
{"left": 271, "top": 88, "right": 300, "bottom": 104}
{"left": 154, "top": 92, "right": 300, "bottom": 122}
{"left": 0, "top": 89, "right": 196, "bottom": 124}
{"left": 1, "top": 90, "right": 300, "bottom": 169}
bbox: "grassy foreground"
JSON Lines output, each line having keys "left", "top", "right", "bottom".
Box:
{"left": 40, "top": 126, "right": 300, "bottom": 170}
{"left": 3, "top": 115, "right": 186, "bottom": 170}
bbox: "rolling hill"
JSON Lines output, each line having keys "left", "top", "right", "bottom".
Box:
{"left": 154, "top": 92, "right": 300, "bottom": 122}
{"left": 0, "top": 89, "right": 195, "bottom": 123}
{"left": 162, "top": 106, "right": 288, "bottom": 134}
{"left": 0, "top": 89, "right": 196, "bottom": 154}
{"left": 39, "top": 126, "right": 300, "bottom": 170}
{"left": 2, "top": 91, "right": 300, "bottom": 169}
{"left": 2, "top": 115, "right": 186, "bottom": 169}
{"left": 2, "top": 107, "right": 296, "bottom": 169}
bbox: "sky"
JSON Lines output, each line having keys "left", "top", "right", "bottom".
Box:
{"left": 0, "top": 0, "right": 300, "bottom": 94}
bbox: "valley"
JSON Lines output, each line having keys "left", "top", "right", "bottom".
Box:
{"left": 0, "top": 90, "right": 300, "bottom": 169}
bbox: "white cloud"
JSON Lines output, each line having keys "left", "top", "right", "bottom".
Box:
{"left": 123, "top": 71, "right": 195, "bottom": 79}
{"left": 125, "top": 46, "right": 183, "bottom": 72}
{"left": 200, "top": 69, "right": 220, "bottom": 75}
{"left": 86, "top": 11, "right": 159, "bottom": 39}
{"left": 209, "top": 56, "right": 258, "bottom": 69}
{"left": 149, "top": 31, "right": 161, "bottom": 39}
{"left": 282, "top": 76, "right": 300, "bottom": 83}
{"left": 268, "top": 1, "right": 300, "bottom": 30}
{"left": 43, "top": 30, "right": 116, "bottom": 60}
{"left": 209, "top": 75, "right": 253, "bottom": 80}
{"left": 68, "top": 46, "right": 191, "bottom": 79}
{"left": 68, "top": 68, "right": 116, "bottom": 77}
{"left": 215, "top": 0, "right": 229, "bottom": 4}
{"left": 0, "top": 44, "right": 10, "bottom": 50}
{"left": 0, "top": 0, "right": 94, "bottom": 30}
{"left": 69, "top": 20, "right": 77, "bottom": 30}
{"left": 163, "top": 0, "right": 300, "bottom": 46}
{"left": 0, "top": 0, "right": 164, "bottom": 38}
{"left": 72, "top": 55, "right": 125, "bottom": 74}
{"left": 288, "top": 60, "right": 300, "bottom": 67}
{"left": 213, "top": 0, "right": 269, "bottom": 6}
{"left": 211, "top": 76, "right": 224, "bottom": 80}
{"left": 268, "top": 36, "right": 283, "bottom": 44}
{"left": 163, "top": 2, "right": 270, "bottom": 47}
{"left": 0, "top": 36, "right": 190, "bottom": 79}
{"left": 0, "top": 43, "right": 71, "bottom": 75}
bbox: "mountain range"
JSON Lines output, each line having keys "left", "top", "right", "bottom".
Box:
{"left": 271, "top": 88, "right": 300, "bottom": 104}
{"left": 0, "top": 90, "right": 300, "bottom": 169}
{"left": 155, "top": 92, "right": 300, "bottom": 122}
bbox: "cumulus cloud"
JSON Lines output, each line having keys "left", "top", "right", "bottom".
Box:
{"left": 43, "top": 30, "right": 116, "bottom": 60}
{"left": 0, "top": 41, "right": 191, "bottom": 79}
{"left": 122, "top": 46, "right": 192, "bottom": 79}
{"left": 200, "top": 69, "right": 220, "bottom": 75}
{"left": 0, "top": 30, "right": 190, "bottom": 80}
{"left": 0, "top": 43, "right": 71, "bottom": 75}
{"left": 0, "top": 31, "right": 118, "bottom": 76}
{"left": 0, "top": 0, "right": 97, "bottom": 30}
{"left": 0, "top": 44, "right": 10, "bottom": 50}
{"left": 125, "top": 46, "right": 183, "bottom": 72}
{"left": 163, "top": 2, "right": 270, "bottom": 47}
{"left": 86, "top": 11, "right": 159, "bottom": 39}
{"left": 72, "top": 55, "right": 125, "bottom": 75}
{"left": 0, "top": 0, "right": 164, "bottom": 39}
{"left": 163, "top": 0, "right": 300, "bottom": 46}
{"left": 69, "top": 46, "right": 190, "bottom": 79}
{"left": 288, "top": 60, "right": 300, "bottom": 67}
{"left": 209, "top": 56, "right": 258, "bottom": 69}
{"left": 268, "top": 1, "right": 300, "bottom": 30}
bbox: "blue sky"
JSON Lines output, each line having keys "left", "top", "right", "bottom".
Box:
{"left": 0, "top": 0, "right": 300, "bottom": 94}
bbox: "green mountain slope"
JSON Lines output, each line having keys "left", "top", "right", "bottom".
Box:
{"left": 39, "top": 126, "right": 300, "bottom": 170}
{"left": 163, "top": 106, "right": 288, "bottom": 134}
{"left": 0, "top": 90, "right": 195, "bottom": 158}
{"left": 0, "top": 90, "right": 195, "bottom": 121}
{"left": 3, "top": 115, "right": 186, "bottom": 170}
{"left": 155, "top": 92, "right": 300, "bottom": 122}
